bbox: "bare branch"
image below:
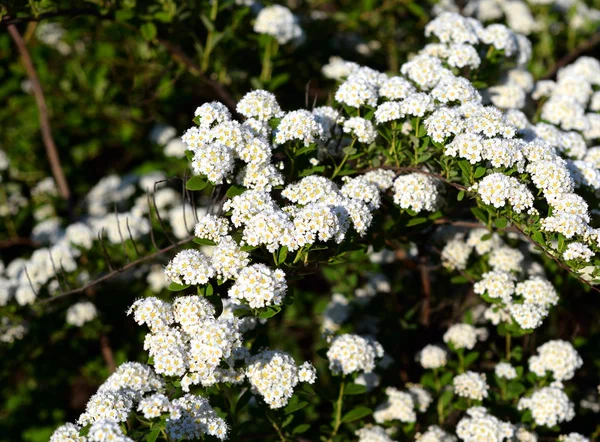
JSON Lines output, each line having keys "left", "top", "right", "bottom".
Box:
{"left": 38, "top": 237, "right": 193, "bottom": 304}
{"left": 7, "top": 24, "right": 71, "bottom": 200}
{"left": 1, "top": 9, "right": 108, "bottom": 26}
{"left": 100, "top": 335, "right": 117, "bottom": 373}
{"left": 114, "top": 205, "right": 131, "bottom": 263}
{"left": 146, "top": 191, "right": 159, "bottom": 251}
{"left": 98, "top": 230, "right": 116, "bottom": 272}
{"left": 542, "top": 32, "right": 600, "bottom": 80}
{"left": 126, "top": 218, "right": 141, "bottom": 258}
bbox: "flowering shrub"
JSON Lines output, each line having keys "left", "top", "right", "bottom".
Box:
{"left": 2, "top": 1, "right": 600, "bottom": 442}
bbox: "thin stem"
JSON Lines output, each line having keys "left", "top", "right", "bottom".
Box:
{"left": 458, "top": 350, "right": 465, "bottom": 373}
{"left": 7, "top": 24, "right": 71, "bottom": 200}
{"left": 433, "top": 369, "right": 444, "bottom": 425}
{"left": 505, "top": 334, "right": 511, "bottom": 361}
{"left": 260, "top": 36, "right": 276, "bottom": 83}
{"left": 200, "top": 0, "right": 219, "bottom": 73}
{"left": 267, "top": 413, "right": 287, "bottom": 442}
{"left": 328, "top": 377, "right": 345, "bottom": 442}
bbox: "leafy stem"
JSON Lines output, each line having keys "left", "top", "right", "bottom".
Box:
{"left": 328, "top": 376, "right": 346, "bottom": 442}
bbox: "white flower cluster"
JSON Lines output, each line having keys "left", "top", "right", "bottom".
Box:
{"left": 518, "top": 386, "right": 575, "bottom": 427}
{"left": 373, "top": 387, "right": 416, "bottom": 423}
{"left": 356, "top": 426, "right": 396, "bottom": 442}
{"left": 127, "top": 296, "right": 244, "bottom": 388}
{"left": 327, "top": 334, "right": 384, "bottom": 375}
{"left": 443, "top": 323, "right": 478, "bottom": 350}
{"left": 228, "top": 264, "right": 287, "bottom": 308}
{"left": 392, "top": 173, "right": 442, "bottom": 213}
{"left": 417, "top": 344, "right": 448, "bottom": 369}
{"left": 253, "top": 5, "right": 303, "bottom": 44}
{"left": 416, "top": 425, "right": 457, "bottom": 442}
{"left": 528, "top": 340, "right": 583, "bottom": 381}
{"left": 246, "top": 350, "right": 316, "bottom": 408}
{"left": 453, "top": 371, "right": 489, "bottom": 400}
{"left": 456, "top": 407, "right": 514, "bottom": 442}
{"left": 66, "top": 301, "right": 98, "bottom": 327}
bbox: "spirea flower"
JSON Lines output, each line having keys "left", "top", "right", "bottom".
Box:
{"left": 274, "top": 110, "right": 323, "bottom": 146}
{"left": 343, "top": 117, "right": 377, "bottom": 144}
{"left": 194, "top": 214, "right": 230, "bottom": 243}
{"left": 164, "top": 249, "right": 215, "bottom": 286}
{"left": 253, "top": 5, "right": 303, "bottom": 44}
{"left": 417, "top": 344, "right": 448, "bottom": 369}
{"left": 393, "top": 173, "right": 441, "bottom": 213}
{"left": 374, "top": 387, "right": 416, "bottom": 423}
{"left": 246, "top": 350, "right": 316, "bottom": 408}
{"left": 327, "top": 334, "right": 384, "bottom": 375}
{"left": 495, "top": 362, "right": 517, "bottom": 379}
{"left": 456, "top": 407, "right": 514, "bottom": 442}
{"left": 191, "top": 143, "right": 234, "bottom": 184}
{"left": 518, "top": 387, "right": 575, "bottom": 427}
{"left": 528, "top": 340, "right": 583, "bottom": 381}
{"left": 453, "top": 371, "right": 489, "bottom": 400}
{"left": 236, "top": 90, "right": 283, "bottom": 120}
{"left": 443, "top": 323, "right": 478, "bottom": 350}
{"left": 228, "top": 264, "right": 287, "bottom": 309}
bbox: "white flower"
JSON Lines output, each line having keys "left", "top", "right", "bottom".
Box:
{"left": 253, "top": 5, "right": 303, "bottom": 44}
{"left": 228, "top": 264, "right": 287, "bottom": 309}
{"left": 443, "top": 323, "right": 478, "bottom": 350}
{"left": 453, "top": 371, "right": 489, "bottom": 400}
{"left": 327, "top": 334, "right": 384, "bottom": 375}
{"left": 518, "top": 387, "right": 575, "bottom": 427}
{"left": 528, "top": 340, "right": 583, "bottom": 381}
{"left": 417, "top": 345, "right": 448, "bottom": 369}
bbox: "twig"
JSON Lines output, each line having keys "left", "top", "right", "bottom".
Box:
{"left": 542, "top": 32, "right": 600, "bottom": 80}
{"left": 369, "top": 165, "right": 468, "bottom": 191}
{"left": 38, "top": 237, "right": 193, "bottom": 304}
{"left": 156, "top": 38, "right": 240, "bottom": 117}
{"left": 1, "top": 9, "right": 108, "bottom": 26}
{"left": 7, "top": 24, "right": 71, "bottom": 200}
{"left": 418, "top": 252, "right": 432, "bottom": 327}
{"left": 0, "top": 237, "right": 39, "bottom": 248}
{"left": 100, "top": 335, "right": 117, "bottom": 373}
{"left": 511, "top": 224, "right": 600, "bottom": 294}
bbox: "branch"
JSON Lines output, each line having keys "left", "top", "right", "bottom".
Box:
{"left": 542, "top": 31, "right": 600, "bottom": 80}
{"left": 374, "top": 165, "right": 468, "bottom": 191}
{"left": 38, "top": 236, "right": 193, "bottom": 304}
{"left": 511, "top": 224, "right": 600, "bottom": 295}
{"left": 7, "top": 24, "right": 71, "bottom": 200}
{"left": 0, "top": 9, "right": 108, "bottom": 26}
{"left": 100, "top": 334, "right": 117, "bottom": 373}
{"left": 156, "top": 38, "right": 240, "bottom": 117}
{"left": 0, "top": 237, "right": 39, "bottom": 248}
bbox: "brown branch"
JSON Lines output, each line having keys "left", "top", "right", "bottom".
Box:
{"left": 374, "top": 165, "right": 468, "bottom": 191}
{"left": 542, "top": 31, "right": 600, "bottom": 80}
{"left": 156, "top": 38, "right": 240, "bottom": 117}
{"left": 418, "top": 253, "right": 432, "bottom": 327}
{"left": 1, "top": 9, "right": 108, "bottom": 26}
{"left": 0, "top": 237, "right": 39, "bottom": 248}
{"left": 511, "top": 224, "right": 600, "bottom": 294}
{"left": 38, "top": 236, "right": 193, "bottom": 304}
{"left": 7, "top": 24, "right": 71, "bottom": 200}
{"left": 100, "top": 335, "right": 117, "bottom": 373}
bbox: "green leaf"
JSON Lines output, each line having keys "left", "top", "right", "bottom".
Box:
{"left": 292, "top": 424, "right": 310, "bottom": 435}
{"left": 186, "top": 175, "right": 208, "bottom": 191}
{"left": 464, "top": 351, "right": 479, "bottom": 367}
{"left": 471, "top": 207, "right": 487, "bottom": 224}
{"left": 168, "top": 282, "right": 190, "bottom": 291}
{"left": 193, "top": 237, "right": 217, "bottom": 246}
{"left": 226, "top": 184, "right": 246, "bottom": 198}
{"left": 284, "top": 397, "right": 308, "bottom": 415}
{"left": 406, "top": 217, "right": 428, "bottom": 227}
{"left": 457, "top": 160, "right": 471, "bottom": 180}
{"left": 259, "top": 305, "right": 282, "bottom": 319}
{"left": 344, "top": 384, "right": 367, "bottom": 395}
{"left": 140, "top": 22, "right": 157, "bottom": 41}
{"left": 506, "top": 381, "right": 526, "bottom": 399}
{"left": 199, "top": 14, "right": 215, "bottom": 32}
{"left": 277, "top": 246, "right": 288, "bottom": 265}
{"left": 494, "top": 217, "right": 508, "bottom": 229}
{"left": 198, "top": 283, "right": 214, "bottom": 296}
{"left": 341, "top": 406, "right": 372, "bottom": 423}
{"left": 146, "top": 427, "right": 161, "bottom": 442}
{"left": 474, "top": 166, "right": 487, "bottom": 178}
{"left": 457, "top": 190, "right": 465, "bottom": 201}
